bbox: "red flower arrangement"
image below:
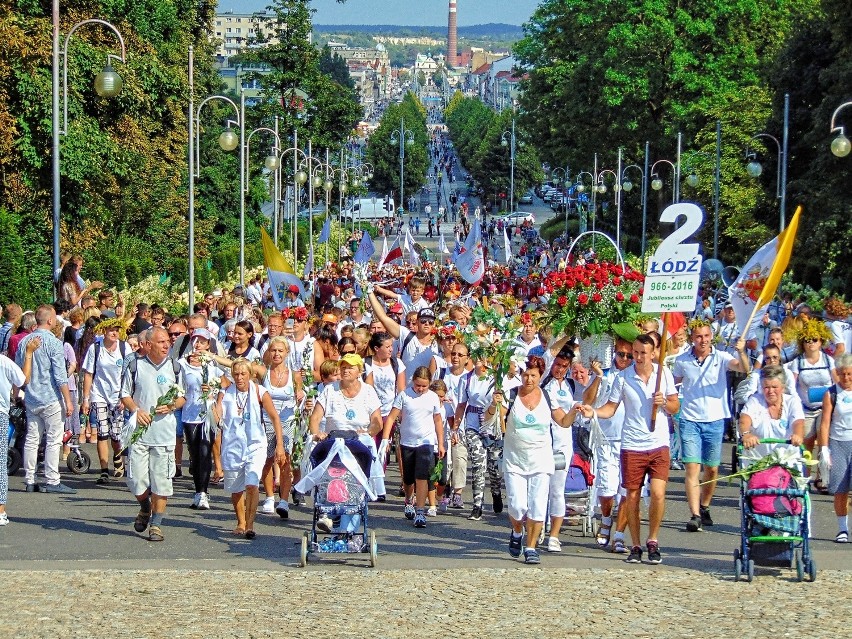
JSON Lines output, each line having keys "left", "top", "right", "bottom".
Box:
{"left": 281, "top": 306, "right": 309, "bottom": 321}
{"left": 542, "top": 262, "right": 645, "bottom": 339}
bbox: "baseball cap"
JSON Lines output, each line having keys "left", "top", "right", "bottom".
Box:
{"left": 334, "top": 300, "right": 347, "bottom": 310}
{"left": 191, "top": 328, "right": 213, "bottom": 341}
{"left": 321, "top": 313, "right": 338, "bottom": 324}
{"left": 288, "top": 285, "right": 300, "bottom": 294}
{"left": 418, "top": 308, "right": 436, "bottom": 321}
{"left": 724, "top": 303, "right": 734, "bottom": 309}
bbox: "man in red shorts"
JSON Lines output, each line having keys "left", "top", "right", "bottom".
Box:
{"left": 578, "top": 334, "right": 680, "bottom": 564}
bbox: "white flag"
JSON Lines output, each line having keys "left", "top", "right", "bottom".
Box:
{"left": 438, "top": 233, "right": 448, "bottom": 254}
{"left": 456, "top": 218, "right": 484, "bottom": 284}
{"left": 380, "top": 236, "right": 388, "bottom": 265}
{"left": 503, "top": 226, "right": 512, "bottom": 264}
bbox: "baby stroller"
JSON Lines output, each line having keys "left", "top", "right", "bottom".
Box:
{"left": 295, "top": 435, "right": 378, "bottom": 568}
{"left": 733, "top": 438, "right": 815, "bottom": 582}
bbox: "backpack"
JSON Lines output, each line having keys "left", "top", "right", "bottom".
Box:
{"left": 747, "top": 466, "right": 803, "bottom": 516}
{"left": 399, "top": 331, "right": 416, "bottom": 358}
{"left": 506, "top": 387, "right": 553, "bottom": 416}
{"left": 93, "top": 341, "right": 127, "bottom": 377}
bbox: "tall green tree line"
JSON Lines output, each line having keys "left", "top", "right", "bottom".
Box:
{"left": 0, "top": 0, "right": 358, "bottom": 307}
{"left": 513, "top": 0, "right": 850, "bottom": 295}
{"left": 444, "top": 92, "right": 543, "bottom": 211}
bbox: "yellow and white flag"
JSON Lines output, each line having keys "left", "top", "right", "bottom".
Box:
{"left": 728, "top": 206, "right": 801, "bottom": 337}
{"left": 261, "top": 227, "right": 305, "bottom": 310}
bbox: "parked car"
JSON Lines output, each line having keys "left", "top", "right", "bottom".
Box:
{"left": 497, "top": 211, "right": 535, "bottom": 226}
{"left": 519, "top": 192, "right": 534, "bottom": 205}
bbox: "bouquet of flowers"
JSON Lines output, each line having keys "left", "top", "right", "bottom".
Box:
{"left": 461, "top": 300, "right": 526, "bottom": 392}
{"left": 541, "top": 262, "right": 645, "bottom": 340}
{"left": 292, "top": 344, "right": 317, "bottom": 464}
{"left": 708, "top": 446, "right": 816, "bottom": 488}
{"left": 352, "top": 263, "right": 372, "bottom": 313}
{"left": 281, "top": 306, "right": 310, "bottom": 323}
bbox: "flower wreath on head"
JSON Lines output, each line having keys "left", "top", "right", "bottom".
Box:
{"left": 281, "top": 306, "right": 309, "bottom": 322}
{"left": 784, "top": 317, "right": 833, "bottom": 346}
{"left": 687, "top": 317, "right": 714, "bottom": 333}
{"left": 94, "top": 317, "right": 129, "bottom": 341}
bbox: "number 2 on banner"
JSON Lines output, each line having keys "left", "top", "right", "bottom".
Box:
{"left": 655, "top": 203, "right": 703, "bottom": 256}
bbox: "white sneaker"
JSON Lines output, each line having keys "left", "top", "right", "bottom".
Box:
{"left": 197, "top": 493, "right": 210, "bottom": 510}
{"left": 546, "top": 536, "right": 562, "bottom": 552}
{"left": 316, "top": 514, "right": 334, "bottom": 533}
{"left": 260, "top": 496, "right": 275, "bottom": 514}
{"left": 190, "top": 492, "right": 201, "bottom": 509}
{"left": 0, "top": 513, "right": 8, "bottom": 526}
{"left": 426, "top": 505, "right": 438, "bottom": 517}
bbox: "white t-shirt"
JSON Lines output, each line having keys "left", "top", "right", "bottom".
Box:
{"left": 741, "top": 393, "right": 805, "bottom": 457}
{"left": 512, "top": 336, "right": 542, "bottom": 357}
{"left": 672, "top": 348, "right": 736, "bottom": 421}
{"left": 541, "top": 376, "right": 574, "bottom": 455}
{"left": 287, "top": 335, "right": 316, "bottom": 372}
{"left": 397, "top": 326, "right": 439, "bottom": 384}
{"left": 0, "top": 355, "right": 25, "bottom": 415}
{"left": 788, "top": 353, "right": 836, "bottom": 410}
{"left": 82, "top": 341, "right": 129, "bottom": 405}
{"left": 398, "top": 294, "right": 431, "bottom": 314}
{"left": 365, "top": 358, "right": 406, "bottom": 415}
{"left": 457, "top": 371, "right": 496, "bottom": 432}
{"left": 179, "top": 360, "right": 223, "bottom": 424}
{"left": 120, "top": 356, "right": 182, "bottom": 446}
{"left": 589, "top": 367, "right": 626, "bottom": 441}
{"left": 317, "top": 381, "right": 381, "bottom": 435}
{"left": 829, "top": 321, "right": 852, "bottom": 356}
{"left": 829, "top": 385, "right": 852, "bottom": 441}
{"left": 393, "top": 387, "right": 442, "bottom": 447}
{"left": 608, "top": 364, "right": 677, "bottom": 452}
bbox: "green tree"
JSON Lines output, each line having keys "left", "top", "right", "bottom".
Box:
{"left": 365, "top": 93, "right": 429, "bottom": 205}
{"left": 319, "top": 45, "right": 355, "bottom": 90}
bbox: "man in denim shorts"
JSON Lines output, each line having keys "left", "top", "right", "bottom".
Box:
{"left": 672, "top": 323, "right": 750, "bottom": 532}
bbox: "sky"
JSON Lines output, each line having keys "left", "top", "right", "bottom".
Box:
{"left": 216, "top": 0, "right": 541, "bottom": 26}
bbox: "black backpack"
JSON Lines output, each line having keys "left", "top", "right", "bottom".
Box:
{"left": 363, "top": 355, "right": 400, "bottom": 381}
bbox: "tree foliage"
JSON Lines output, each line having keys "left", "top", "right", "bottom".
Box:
{"left": 512, "top": 0, "right": 838, "bottom": 281}
{"left": 365, "top": 92, "right": 429, "bottom": 205}
{"left": 445, "top": 93, "right": 543, "bottom": 210}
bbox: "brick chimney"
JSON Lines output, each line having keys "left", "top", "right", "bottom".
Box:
{"left": 447, "top": 0, "right": 458, "bottom": 67}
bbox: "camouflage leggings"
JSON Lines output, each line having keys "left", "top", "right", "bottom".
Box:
{"left": 464, "top": 429, "right": 503, "bottom": 507}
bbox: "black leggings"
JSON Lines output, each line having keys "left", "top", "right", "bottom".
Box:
{"left": 184, "top": 422, "right": 213, "bottom": 494}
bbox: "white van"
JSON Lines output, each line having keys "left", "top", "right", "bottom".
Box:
{"left": 341, "top": 197, "right": 395, "bottom": 222}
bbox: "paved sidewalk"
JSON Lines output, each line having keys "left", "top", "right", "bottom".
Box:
{"left": 1, "top": 567, "right": 847, "bottom": 638}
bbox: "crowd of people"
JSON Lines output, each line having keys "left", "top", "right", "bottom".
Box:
{"left": 0, "top": 240, "right": 850, "bottom": 566}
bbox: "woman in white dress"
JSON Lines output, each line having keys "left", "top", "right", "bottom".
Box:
{"left": 491, "top": 355, "right": 579, "bottom": 564}
{"left": 215, "top": 358, "right": 284, "bottom": 539}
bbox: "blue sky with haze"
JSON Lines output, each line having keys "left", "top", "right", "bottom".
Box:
{"left": 216, "top": 0, "right": 540, "bottom": 26}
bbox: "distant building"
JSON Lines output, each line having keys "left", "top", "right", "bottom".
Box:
{"left": 212, "top": 12, "right": 283, "bottom": 58}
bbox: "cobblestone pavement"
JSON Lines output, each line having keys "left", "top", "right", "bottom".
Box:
{"left": 1, "top": 566, "right": 849, "bottom": 639}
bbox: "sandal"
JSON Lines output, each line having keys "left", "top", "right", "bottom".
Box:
{"left": 836, "top": 531, "right": 849, "bottom": 543}
{"left": 212, "top": 474, "right": 225, "bottom": 485}
{"left": 232, "top": 527, "right": 245, "bottom": 536}
{"left": 133, "top": 510, "right": 151, "bottom": 533}
{"left": 612, "top": 538, "right": 628, "bottom": 554}
{"left": 596, "top": 525, "right": 612, "bottom": 547}
{"left": 148, "top": 525, "right": 164, "bottom": 542}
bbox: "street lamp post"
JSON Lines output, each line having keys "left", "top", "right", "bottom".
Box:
{"left": 276, "top": 131, "right": 308, "bottom": 265}
{"left": 52, "top": 0, "right": 127, "bottom": 282}
{"left": 188, "top": 48, "right": 242, "bottom": 306}
{"left": 552, "top": 167, "right": 572, "bottom": 239}
{"left": 621, "top": 147, "right": 650, "bottom": 260}
{"left": 390, "top": 117, "right": 414, "bottom": 214}
{"left": 745, "top": 93, "right": 789, "bottom": 231}
{"left": 245, "top": 123, "right": 282, "bottom": 282}
{"left": 649, "top": 131, "right": 683, "bottom": 205}
{"left": 829, "top": 100, "right": 852, "bottom": 157}
{"left": 501, "top": 117, "right": 516, "bottom": 214}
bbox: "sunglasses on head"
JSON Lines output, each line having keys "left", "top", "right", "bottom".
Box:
{"left": 616, "top": 351, "right": 633, "bottom": 359}
{"left": 803, "top": 338, "right": 819, "bottom": 344}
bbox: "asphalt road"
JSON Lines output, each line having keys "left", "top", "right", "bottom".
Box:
{"left": 0, "top": 441, "right": 847, "bottom": 575}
